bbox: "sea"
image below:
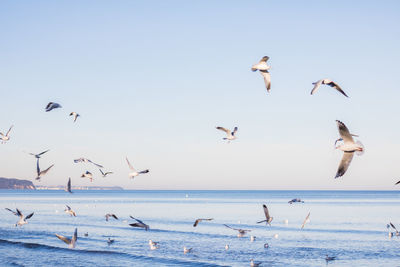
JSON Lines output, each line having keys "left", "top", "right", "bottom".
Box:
{"left": 0, "top": 190, "right": 399, "bottom": 267}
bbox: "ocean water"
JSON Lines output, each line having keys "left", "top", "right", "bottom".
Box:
{"left": 0, "top": 190, "right": 399, "bottom": 267}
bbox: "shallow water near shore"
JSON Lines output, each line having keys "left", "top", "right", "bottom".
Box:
{"left": 0, "top": 190, "right": 399, "bottom": 266}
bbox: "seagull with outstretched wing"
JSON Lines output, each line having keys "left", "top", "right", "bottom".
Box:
{"left": 311, "top": 79, "right": 348, "bottom": 97}
{"left": 5, "top": 208, "right": 34, "bottom": 227}
{"left": 28, "top": 149, "right": 50, "bottom": 159}
{"left": 126, "top": 157, "right": 149, "bottom": 179}
{"left": 193, "top": 218, "right": 213, "bottom": 227}
{"left": 0, "top": 125, "right": 13, "bottom": 144}
{"left": 129, "top": 216, "right": 149, "bottom": 230}
{"left": 223, "top": 224, "right": 251, "bottom": 237}
{"left": 105, "top": 213, "right": 118, "bottom": 221}
{"left": 216, "top": 126, "right": 238, "bottom": 142}
{"left": 56, "top": 228, "right": 78, "bottom": 248}
{"left": 256, "top": 204, "right": 273, "bottom": 225}
{"left": 45, "top": 102, "right": 62, "bottom": 112}
{"left": 36, "top": 159, "right": 54, "bottom": 181}
{"left": 99, "top": 169, "right": 113, "bottom": 177}
{"left": 74, "top": 157, "right": 103, "bottom": 168}
{"left": 251, "top": 56, "right": 271, "bottom": 92}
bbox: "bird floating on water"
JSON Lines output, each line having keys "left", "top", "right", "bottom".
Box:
{"left": 69, "top": 112, "right": 80, "bottom": 122}
{"left": 216, "top": 126, "right": 238, "bottom": 142}
{"left": 193, "top": 218, "right": 213, "bottom": 227}
{"left": 256, "top": 204, "right": 273, "bottom": 225}
{"left": 126, "top": 157, "right": 149, "bottom": 179}
{"left": 335, "top": 120, "right": 364, "bottom": 178}
{"left": 183, "top": 247, "right": 193, "bottom": 254}
{"left": 325, "top": 255, "right": 336, "bottom": 261}
{"left": 107, "top": 238, "right": 115, "bottom": 245}
{"left": 149, "top": 240, "right": 159, "bottom": 250}
{"left": 310, "top": 79, "right": 348, "bottom": 97}
{"left": 56, "top": 228, "right": 77, "bottom": 249}
{"left": 35, "top": 159, "right": 54, "bottom": 181}
{"left": 64, "top": 205, "right": 76, "bottom": 217}
{"left": 45, "top": 102, "right": 62, "bottom": 112}
{"left": 5, "top": 208, "right": 34, "bottom": 227}
{"left": 0, "top": 125, "right": 13, "bottom": 144}
{"left": 251, "top": 56, "right": 271, "bottom": 92}
{"left": 250, "top": 259, "right": 262, "bottom": 267}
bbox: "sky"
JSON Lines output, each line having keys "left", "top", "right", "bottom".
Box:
{"left": 1, "top": 1, "right": 400, "bottom": 190}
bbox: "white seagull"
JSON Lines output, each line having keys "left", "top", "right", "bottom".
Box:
{"left": 69, "top": 112, "right": 80, "bottom": 122}
{"left": 0, "top": 125, "right": 13, "bottom": 144}
{"left": 256, "top": 204, "right": 273, "bottom": 225}
{"left": 45, "top": 102, "right": 62, "bottom": 112}
{"left": 56, "top": 228, "right": 77, "bottom": 249}
{"left": 126, "top": 157, "right": 149, "bottom": 179}
{"left": 183, "top": 247, "right": 193, "bottom": 254}
{"left": 81, "top": 171, "right": 93, "bottom": 182}
{"left": 5, "top": 208, "right": 34, "bottom": 227}
{"left": 28, "top": 149, "right": 50, "bottom": 159}
{"left": 216, "top": 126, "right": 238, "bottom": 142}
{"left": 335, "top": 120, "right": 364, "bottom": 178}
{"left": 99, "top": 169, "right": 113, "bottom": 177}
{"left": 251, "top": 56, "right": 271, "bottom": 92}
{"left": 74, "top": 158, "right": 103, "bottom": 168}
{"left": 301, "top": 212, "right": 311, "bottom": 229}
{"left": 64, "top": 205, "right": 76, "bottom": 217}
{"left": 35, "top": 159, "right": 54, "bottom": 181}
{"left": 310, "top": 79, "right": 348, "bottom": 97}
{"left": 66, "top": 177, "right": 72, "bottom": 193}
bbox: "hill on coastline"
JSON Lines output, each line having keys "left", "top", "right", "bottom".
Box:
{"left": 0, "top": 177, "right": 36, "bottom": 189}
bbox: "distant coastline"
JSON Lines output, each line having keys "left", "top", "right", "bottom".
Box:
{"left": 35, "top": 185, "right": 124, "bottom": 190}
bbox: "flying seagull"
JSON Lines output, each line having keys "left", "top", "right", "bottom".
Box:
{"left": 251, "top": 56, "right": 271, "bottom": 92}
{"left": 335, "top": 120, "right": 364, "bottom": 178}
{"left": 81, "top": 171, "right": 93, "bottom": 182}
{"left": 56, "top": 228, "right": 77, "bottom": 249}
{"left": 66, "top": 177, "right": 72, "bottom": 193}
{"left": 28, "top": 149, "right": 50, "bottom": 159}
{"left": 105, "top": 213, "right": 118, "bottom": 221}
{"left": 256, "top": 204, "right": 273, "bottom": 225}
{"left": 36, "top": 159, "right": 54, "bottom": 181}
{"left": 5, "top": 208, "right": 34, "bottom": 227}
{"left": 45, "top": 102, "right": 62, "bottom": 112}
{"left": 74, "top": 158, "right": 103, "bottom": 168}
{"left": 216, "top": 126, "right": 238, "bottom": 142}
{"left": 193, "top": 218, "right": 213, "bottom": 227}
{"left": 223, "top": 224, "right": 251, "bottom": 238}
{"left": 288, "top": 198, "right": 304, "bottom": 204}
{"left": 126, "top": 157, "right": 149, "bottom": 179}
{"left": 334, "top": 133, "right": 358, "bottom": 148}
{"left": 69, "top": 112, "right": 80, "bottom": 122}
{"left": 388, "top": 222, "right": 399, "bottom": 236}
{"left": 0, "top": 125, "right": 13, "bottom": 144}
{"left": 129, "top": 216, "right": 149, "bottom": 231}
{"left": 250, "top": 259, "right": 262, "bottom": 267}
{"left": 301, "top": 212, "right": 311, "bottom": 229}
{"left": 64, "top": 205, "right": 76, "bottom": 217}
{"left": 99, "top": 169, "right": 113, "bottom": 177}
{"left": 310, "top": 79, "right": 348, "bottom": 97}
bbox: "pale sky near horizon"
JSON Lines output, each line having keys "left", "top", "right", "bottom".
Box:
{"left": 1, "top": 1, "right": 400, "bottom": 190}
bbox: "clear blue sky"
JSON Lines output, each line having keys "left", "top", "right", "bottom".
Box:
{"left": 1, "top": 1, "right": 399, "bottom": 189}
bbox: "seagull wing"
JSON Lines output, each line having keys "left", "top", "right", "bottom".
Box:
{"left": 232, "top": 127, "right": 238, "bottom": 136}
{"left": 139, "top": 169, "right": 149, "bottom": 174}
{"left": 259, "top": 56, "right": 269, "bottom": 63}
{"left": 38, "top": 149, "right": 50, "bottom": 156}
{"left": 336, "top": 120, "right": 354, "bottom": 144}
{"left": 67, "top": 178, "right": 72, "bottom": 193}
{"left": 310, "top": 80, "right": 323, "bottom": 95}
{"left": 335, "top": 152, "right": 354, "bottom": 178}
{"left": 25, "top": 212, "right": 34, "bottom": 220}
{"left": 263, "top": 204, "right": 270, "bottom": 221}
{"left": 6, "top": 125, "right": 13, "bottom": 136}
{"left": 193, "top": 219, "right": 201, "bottom": 227}
{"left": 326, "top": 81, "right": 348, "bottom": 97}
{"left": 16, "top": 208, "right": 23, "bottom": 217}
{"left": 56, "top": 234, "right": 71, "bottom": 244}
{"left": 223, "top": 224, "right": 240, "bottom": 231}
{"left": 36, "top": 159, "right": 41, "bottom": 175}
{"left": 126, "top": 157, "right": 136, "bottom": 171}
{"left": 260, "top": 70, "right": 271, "bottom": 91}
{"left": 99, "top": 169, "right": 105, "bottom": 176}
{"left": 71, "top": 228, "right": 78, "bottom": 245}
{"left": 301, "top": 212, "right": 311, "bottom": 229}
{"left": 88, "top": 159, "right": 103, "bottom": 168}
{"left": 396, "top": 180, "right": 400, "bottom": 185}
{"left": 112, "top": 214, "right": 118, "bottom": 220}
{"left": 390, "top": 222, "right": 397, "bottom": 231}
{"left": 41, "top": 164, "right": 54, "bottom": 175}
{"left": 216, "top": 127, "right": 230, "bottom": 135}
{"left": 5, "top": 208, "right": 18, "bottom": 216}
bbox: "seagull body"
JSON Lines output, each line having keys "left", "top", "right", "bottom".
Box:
{"left": 66, "top": 177, "right": 72, "bottom": 193}
{"left": 105, "top": 213, "right": 118, "bottom": 221}
{"left": 81, "top": 171, "right": 93, "bottom": 182}
{"left": 126, "top": 157, "right": 149, "bottom": 179}
{"left": 69, "top": 112, "right": 80, "bottom": 122}
{"left": 288, "top": 198, "right": 304, "bottom": 204}
{"left": 0, "top": 125, "right": 13, "bottom": 144}
{"left": 64, "top": 205, "right": 76, "bottom": 217}
{"left": 335, "top": 120, "right": 364, "bottom": 178}
{"left": 36, "top": 159, "right": 54, "bottom": 181}
{"left": 129, "top": 216, "right": 149, "bottom": 231}
{"left": 225, "top": 244, "right": 229, "bottom": 251}
{"left": 256, "top": 204, "right": 273, "bottom": 225}
{"left": 45, "top": 102, "right": 62, "bottom": 112}
{"left": 250, "top": 259, "right": 262, "bottom": 267}
{"left": 251, "top": 56, "right": 271, "bottom": 92}
{"left": 74, "top": 158, "right": 103, "bottom": 168}
{"left": 29, "top": 149, "right": 50, "bottom": 159}
{"left": 193, "top": 218, "right": 213, "bottom": 227}
{"left": 325, "top": 255, "right": 336, "bottom": 261}
{"left": 99, "top": 169, "right": 113, "bottom": 177}
{"left": 311, "top": 79, "right": 348, "bottom": 97}
{"left": 224, "top": 224, "right": 251, "bottom": 238}
{"left": 301, "top": 212, "right": 311, "bottom": 229}
{"left": 56, "top": 228, "right": 77, "bottom": 249}
{"left": 216, "top": 126, "right": 238, "bottom": 142}
{"left": 183, "top": 247, "right": 193, "bottom": 254}
{"left": 5, "top": 208, "right": 34, "bottom": 227}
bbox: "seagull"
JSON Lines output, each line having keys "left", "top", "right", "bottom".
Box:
{"left": 216, "top": 126, "right": 238, "bottom": 142}
{"left": 183, "top": 247, "right": 193, "bottom": 254}
{"left": 69, "top": 112, "right": 80, "bottom": 122}
{"left": 107, "top": 238, "right": 115, "bottom": 245}
{"left": 126, "top": 157, "right": 149, "bottom": 179}
{"left": 310, "top": 79, "right": 348, "bottom": 97}
{"left": 129, "top": 216, "right": 149, "bottom": 231}
{"left": 35, "top": 159, "right": 54, "bottom": 181}
{"left": 250, "top": 259, "right": 262, "bottom": 267}
{"left": 64, "top": 205, "right": 76, "bottom": 217}
{"left": 105, "top": 214, "right": 118, "bottom": 221}
{"left": 84, "top": 232, "right": 89, "bottom": 237}
{"left": 223, "top": 224, "right": 251, "bottom": 238}
{"left": 65, "top": 177, "right": 72, "bottom": 193}
{"left": 264, "top": 243, "right": 269, "bottom": 249}
{"left": 81, "top": 171, "right": 93, "bottom": 182}
{"left": 225, "top": 244, "right": 229, "bottom": 251}
{"left": 288, "top": 198, "right": 304, "bottom": 204}
{"left": 193, "top": 218, "right": 213, "bottom": 227}
{"left": 325, "top": 255, "right": 336, "bottom": 261}
{"left": 388, "top": 222, "right": 399, "bottom": 236}
{"left": 28, "top": 149, "right": 50, "bottom": 159}
{"left": 301, "top": 212, "right": 311, "bottom": 229}
{"left": 56, "top": 228, "right": 77, "bottom": 249}
{"left": 256, "top": 204, "right": 273, "bottom": 225}
{"left": 251, "top": 56, "right": 271, "bottom": 92}
{"left": 335, "top": 120, "right": 364, "bottom": 178}
{"left": 74, "top": 158, "right": 103, "bottom": 168}
{"left": 149, "top": 240, "right": 159, "bottom": 250}
{"left": 250, "top": 235, "right": 256, "bottom": 242}
{"left": 99, "top": 169, "right": 113, "bottom": 177}
{"left": 45, "top": 102, "right": 62, "bottom": 112}
{"left": 5, "top": 208, "right": 34, "bottom": 227}
{"left": 0, "top": 125, "right": 13, "bottom": 144}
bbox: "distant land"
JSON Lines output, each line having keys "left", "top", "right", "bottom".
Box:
{"left": 0, "top": 177, "right": 123, "bottom": 190}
